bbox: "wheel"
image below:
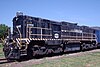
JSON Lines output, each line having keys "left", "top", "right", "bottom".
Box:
{"left": 4, "top": 43, "right": 20, "bottom": 61}
{"left": 81, "top": 43, "right": 85, "bottom": 51}
{"left": 4, "top": 47, "right": 11, "bottom": 59}
{"left": 27, "top": 45, "right": 33, "bottom": 59}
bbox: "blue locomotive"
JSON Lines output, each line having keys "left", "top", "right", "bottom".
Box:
{"left": 3, "top": 12, "right": 100, "bottom": 60}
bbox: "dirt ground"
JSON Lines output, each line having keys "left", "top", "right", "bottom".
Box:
{"left": 0, "top": 49, "right": 100, "bottom": 67}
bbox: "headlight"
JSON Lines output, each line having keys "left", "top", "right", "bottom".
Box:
{"left": 10, "top": 47, "right": 13, "bottom": 50}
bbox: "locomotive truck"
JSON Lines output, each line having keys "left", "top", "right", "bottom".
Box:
{"left": 3, "top": 12, "right": 100, "bottom": 60}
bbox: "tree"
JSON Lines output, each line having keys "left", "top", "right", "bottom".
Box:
{"left": 0, "top": 24, "right": 9, "bottom": 40}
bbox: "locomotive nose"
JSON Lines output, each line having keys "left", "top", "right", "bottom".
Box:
{"left": 3, "top": 40, "right": 20, "bottom": 60}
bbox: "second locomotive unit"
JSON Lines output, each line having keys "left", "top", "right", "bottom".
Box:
{"left": 3, "top": 12, "right": 100, "bottom": 60}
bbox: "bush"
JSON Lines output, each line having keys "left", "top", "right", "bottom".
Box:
{"left": 0, "top": 43, "right": 3, "bottom": 47}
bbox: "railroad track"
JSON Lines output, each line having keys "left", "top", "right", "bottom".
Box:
{"left": 0, "top": 49, "right": 100, "bottom": 67}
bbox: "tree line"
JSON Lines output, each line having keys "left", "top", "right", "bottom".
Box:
{"left": 0, "top": 24, "right": 9, "bottom": 42}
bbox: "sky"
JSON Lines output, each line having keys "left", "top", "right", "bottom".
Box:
{"left": 0, "top": 0, "right": 100, "bottom": 28}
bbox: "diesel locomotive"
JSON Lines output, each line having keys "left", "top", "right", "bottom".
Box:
{"left": 3, "top": 12, "right": 100, "bottom": 60}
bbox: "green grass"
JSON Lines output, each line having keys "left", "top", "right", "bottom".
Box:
{"left": 0, "top": 43, "right": 4, "bottom": 58}
{"left": 27, "top": 52, "right": 100, "bottom": 67}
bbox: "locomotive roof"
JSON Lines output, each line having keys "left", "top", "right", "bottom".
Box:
{"left": 13, "top": 13, "right": 95, "bottom": 30}
{"left": 14, "top": 15, "right": 78, "bottom": 25}
{"left": 91, "top": 27, "right": 100, "bottom": 30}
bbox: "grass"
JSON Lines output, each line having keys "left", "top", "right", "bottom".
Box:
{"left": 0, "top": 43, "right": 4, "bottom": 58}
{"left": 26, "top": 52, "right": 100, "bottom": 67}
